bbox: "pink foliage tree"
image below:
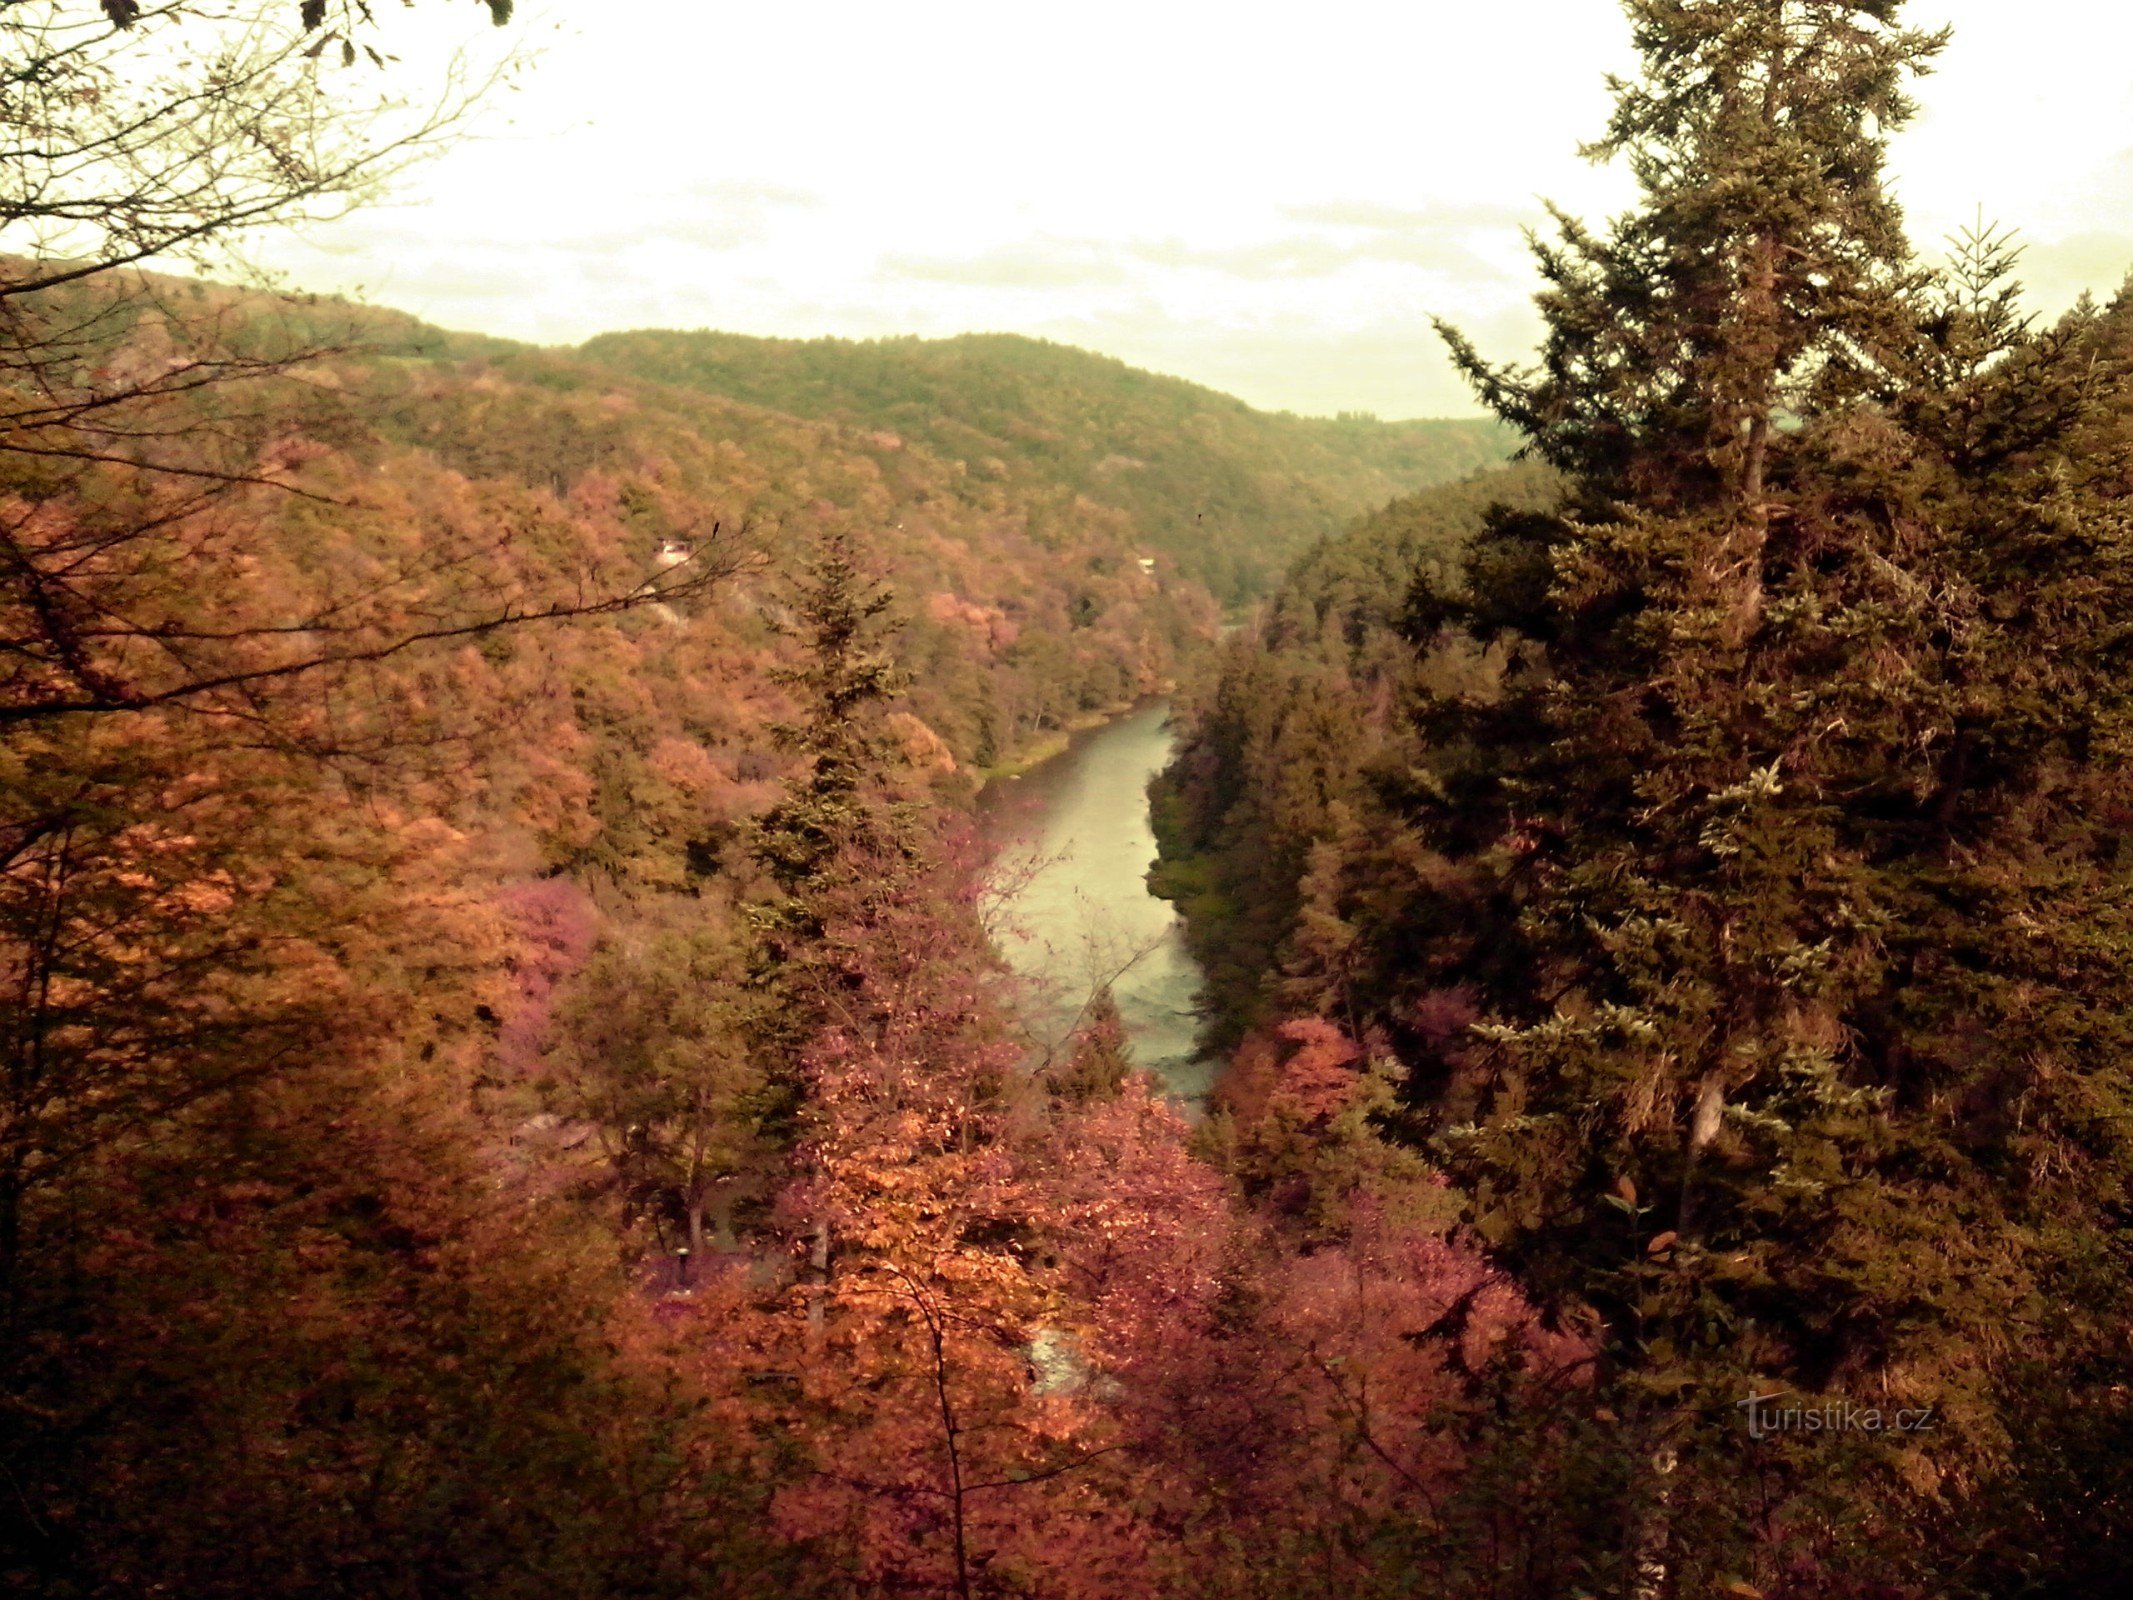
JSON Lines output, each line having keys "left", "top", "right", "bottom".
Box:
{"left": 492, "top": 877, "right": 598, "bottom": 1083}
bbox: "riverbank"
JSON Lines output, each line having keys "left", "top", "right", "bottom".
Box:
{"left": 976, "top": 699, "right": 1212, "bottom": 1102}
{"left": 974, "top": 689, "right": 1176, "bottom": 784}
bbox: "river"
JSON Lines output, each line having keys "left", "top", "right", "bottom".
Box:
{"left": 978, "top": 700, "right": 1212, "bottom": 1102}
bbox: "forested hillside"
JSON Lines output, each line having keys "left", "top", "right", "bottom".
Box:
{"left": 354, "top": 330, "right": 1221, "bottom": 773}
{"left": 1153, "top": 460, "right": 1560, "bottom": 1048}
{"left": 2, "top": 246, "right": 1572, "bottom": 1595}
{"left": 13, "top": 2, "right": 2133, "bottom": 1597}
{"left": 1157, "top": 1, "right": 2133, "bottom": 1591}
{"left": 577, "top": 329, "right": 1512, "bottom": 604}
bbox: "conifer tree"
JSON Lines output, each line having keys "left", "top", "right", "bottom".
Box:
{"left": 1397, "top": 0, "right": 2133, "bottom": 1584}
{"left": 748, "top": 534, "right": 911, "bottom": 937}
{"left": 745, "top": 533, "right": 919, "bottom": 1058}
{"left": 1441, "top": 0, "right": 1944, "bottom": 518}
{"left": 1049, "top": 986, "right": 1133, "bottom": 1104}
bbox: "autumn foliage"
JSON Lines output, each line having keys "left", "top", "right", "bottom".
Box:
{"left": 0, "top": 274, "right": 1573, "bottom": 1591}
{"left": 28, "top": 1, "right": 2133, "bottom": 1591}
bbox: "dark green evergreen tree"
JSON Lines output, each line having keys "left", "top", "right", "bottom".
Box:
{"left": 1048, "top": 986, "right": 1133, "bottom": 1104}
{"left": 1380, "top": 0, "right": 2133, "bottom": 1587}
{"left": 748, "top": 533, "right": 913, "bottom": 952}
{"left": 741, "top": 530, "right": 924, "bottom": 1105}
{"left": 1440, "top": 0, "right": 1944, "bottom": 519}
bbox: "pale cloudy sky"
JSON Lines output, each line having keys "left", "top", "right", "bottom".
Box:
{"left": 258, "top": 0, "right": 2133, "bottom": 419}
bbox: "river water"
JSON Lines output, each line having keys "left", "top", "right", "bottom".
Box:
{"left": 978, "top": 700, "right": 1212, "bottom": 1101}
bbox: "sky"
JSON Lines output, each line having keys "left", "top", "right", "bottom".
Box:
{"left": 257, "top": 0, "right": 2133, "bottom": 419}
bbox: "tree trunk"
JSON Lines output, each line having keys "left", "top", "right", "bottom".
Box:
{"left": 0, "top": 1159, "right": 21, "bottom": 1320}
{"left": 710, "top": 1189, "right": 739, "bottom": 1253}
{"left": 1678, "top": 1074, "right": 1728, "bottom": 1239}
{"left": 929, "top": 1313, "right": 973, "bottom": 1600}
{"left": 683, "top": 1192, "right": 704, "bottom": 1285}
{"left": 1725, "top": 225, "right": 1782, "bottom": 649}
{"left": 806, "top": 1219, "right": 829, "bottom": 1350}
{"left": 1624, "top": 1438, "right": 1680, "bottom": 1600}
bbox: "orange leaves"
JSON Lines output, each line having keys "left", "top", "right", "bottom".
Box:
{"left": 814, "top": 993, "right": 1585, "bottom": 1595}
{"left": 1268, "top": 1016, "right": 1366, "bottom": 1124}
{"left": 168, "top": 874, "right": 238, "bottom": 917}
{"left": 1037, "top": 1078, "right": 1230, "bottom": 1368}
{"left": 491, "top": 877, "right": 597, "bottom": 1084}
{"left": 884, "top": 710, "right": 958, "bottom": 775}
{"left": 676, "top": 816, "right": 1170, "bottom": 1595}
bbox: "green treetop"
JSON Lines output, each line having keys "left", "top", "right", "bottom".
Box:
{"left": 1397, "top": 0, "right": 2133, "bottom": 1581}
{"left": 1444, "top": 0, "right": 1946, "bottom": 522}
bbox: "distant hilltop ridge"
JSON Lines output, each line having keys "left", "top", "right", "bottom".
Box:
{"left": 576, "top": 328, "right": 1513, "bottom": 606}
{"left": 6, "top": 257, "right": 1511, "bottom": 609}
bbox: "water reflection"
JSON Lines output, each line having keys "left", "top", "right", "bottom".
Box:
{"left": 978, "top": 701, "right": 1211, "bottom": 1101}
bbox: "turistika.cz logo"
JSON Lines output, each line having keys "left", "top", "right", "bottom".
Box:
{"left": 1737, "top": 1392, "right": 1939, "bottom": 1441}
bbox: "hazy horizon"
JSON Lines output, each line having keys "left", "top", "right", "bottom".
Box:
{"left": 253, "top": 0, "right": 2133, "bottom": 420}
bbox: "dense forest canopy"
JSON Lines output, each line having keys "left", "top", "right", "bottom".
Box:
{"left": 1160, "top": 0, "right": 2133, "bottom": 1590}
{"left": 578, "top": 328, "right": 1511, "bottom": 606}
{"left": 8, "top": 1, "right": 2133, "bottom": 1597}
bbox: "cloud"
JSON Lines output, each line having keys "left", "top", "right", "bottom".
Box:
{"left": 2008, "top": 231, "right": 2133, "bottom": 316}
{"left": 1032, "top": 301, "right": 1540, "bottom": 420}
{"left": 878, "top": 213, "right": 1517, "bottom": 294}
{"left": 878, "top": 237, "right": 1138, "bottom": 289}
{"left": 1281, "top": 199, "right": 1538, "bottom": 232}
{"left": 287, "top": 178, "right": 826, "bottom": 266}
{"left": 597, "top": 180, "right": 824, "bottom": 253}
{"left": 1125, "top": 231, "right": 1502, "bottom": 284}
{"left": 683, "top": 180, "right": 823, "bottom": 211}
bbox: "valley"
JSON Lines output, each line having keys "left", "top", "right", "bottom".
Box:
{"left": 8, "top": 4, "right": 2133, "bottom": 1597}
